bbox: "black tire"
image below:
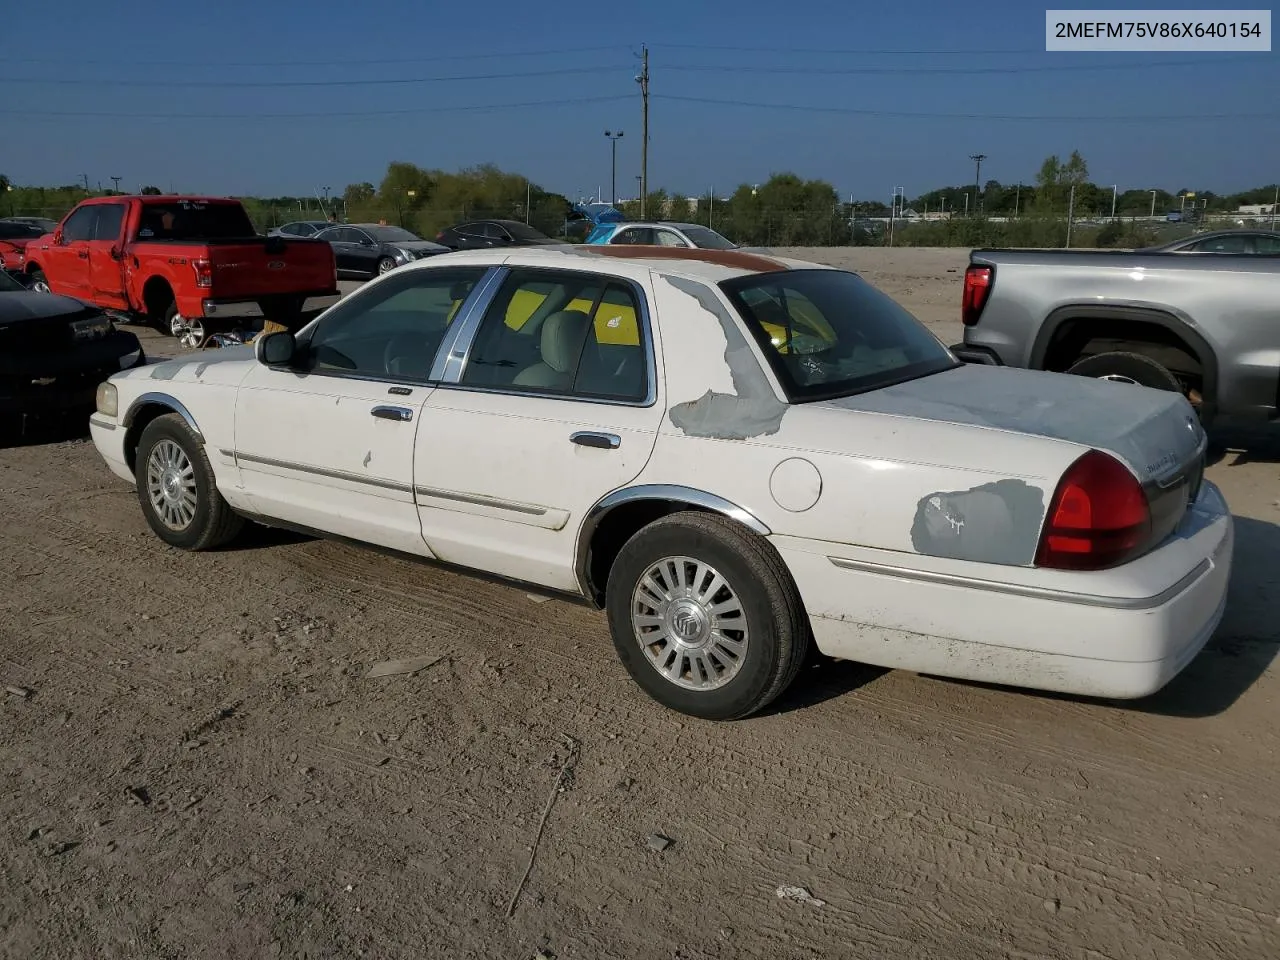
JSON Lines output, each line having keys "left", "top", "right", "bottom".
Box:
{"left": 605, "top": 512, "right": 811, "bottom": 721}
{"left": 134, "top": 413, "right": 244, "bottom": 550}
{"left": 1065, "top": 351, "right": 1182, "bottom": 393}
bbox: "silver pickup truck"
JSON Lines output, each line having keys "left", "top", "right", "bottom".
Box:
{"left": 951, "top": 248, "right": 1280, "bottom": 427}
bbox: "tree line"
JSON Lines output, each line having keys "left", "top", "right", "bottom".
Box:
{"left": 2, "top": 154, "right": 1275, "bottom": 249}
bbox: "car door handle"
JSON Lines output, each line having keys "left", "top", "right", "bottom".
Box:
{"left": 77, "top": 250, "right": 89, "bottom": 259}
{"left": 570, "top": 431, "right": 620, "bottom": 450}
{"left": 371, "top": 405, "right": 414, "bottom": 422}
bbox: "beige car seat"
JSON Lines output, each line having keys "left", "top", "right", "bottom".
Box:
{"left": 513, "top": 309, "right": 592, "bottom": 390}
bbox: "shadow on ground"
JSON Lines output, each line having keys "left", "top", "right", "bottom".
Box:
{"left": 921, "top": 513, "right": 1280, "bottom": 719}
{"left": 1207, "top": 424, "right": 1280, "bottom": 466}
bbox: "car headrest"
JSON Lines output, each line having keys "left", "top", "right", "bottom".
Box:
{"left": 539, "top": 310, "right": 592, "bottom": 373}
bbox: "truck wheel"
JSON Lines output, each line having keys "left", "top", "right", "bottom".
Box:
{"left": 604, "top": 512, "right": 811, "bottom": 721}
{"left": 1066, "top": 351, "right": 1182, "bottom": 393}
{"left": 135, "top": 413, "right": 244, "bottom": 551}
{"left": 164, "top": 303, "right": 206, "bottom": 348}
{"left": 28, "top": 269, "right": 50, "bottom": 293}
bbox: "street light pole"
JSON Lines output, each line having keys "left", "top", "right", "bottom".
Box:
{"left": 604, "top": 130, "right": 625, "bottom": 206}
{"left": 1150, "top": 190, "right": 1157, "bottom": 218}
{"left": 1110, "top": 184, "right": 1118, "bottom": 219}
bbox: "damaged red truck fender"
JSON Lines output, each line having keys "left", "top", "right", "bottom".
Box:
{"left": 22, "top": 196, "right": 340, "bottom": 342}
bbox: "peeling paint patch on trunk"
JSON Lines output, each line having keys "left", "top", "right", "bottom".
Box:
{"left": 662, "top": 275, "right": 787, "bottom": 440}
{"left": 910, "top": 479, "right": 1045, "bottom": 566}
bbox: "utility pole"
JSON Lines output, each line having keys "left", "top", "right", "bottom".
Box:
{"left": 1150, "top": 190, "right": 1157, "bottom": 218}
{"left": 636, "top": 45, "right": 649, "bottom": 219}
{"left": 110, "top": 176, "right": 121, "bottom": 194}
{"left": 1014, "top": 184, "right": 1021, "bottom": 218}
{"left": 969, "top": 153, "right": 986, "bottom": 216}
{"left": 81, "top": 173, "right": 90, "bottom": 193}
{"left": 604, "top": 130, "right": 624, "bottom": 206}
{"left": 1271, "top": 183, "right": 1278, "bottom": 229}
{"left": 526, "top": 178, "right": 531, "bottom": 224}
{"left": 1065, "top": 184, "right": 1076, "bottom": 248}
{"left": 1109, "top": 184, "right": 1118, "bottom": 219}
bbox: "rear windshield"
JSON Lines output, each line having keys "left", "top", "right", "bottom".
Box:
{"left": 719, "top": 269, "right": 957, "bottom": 402}
{"left": 366, "top": 225, "right": 420, "bottom": 242}
{"left": 135, "top": 201, "right": 257, "bottom": 241}
{"left": 680, "top": 225, "right": 737, "bottom": 250}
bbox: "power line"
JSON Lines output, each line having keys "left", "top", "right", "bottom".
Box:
{"left": 0, "top": 45, "right": 633, "bottom": 68}
{"left": 0, "top": 94, "right": 634, "bottom": 121}
{"left": 657, "top": 55, "right": 1269, "bottom": 75}
{"left": 0, "top": 64, "right": 620, "bottom": 88}
{"left": 652, "top": 93, "right": 1278, "bottom": 123}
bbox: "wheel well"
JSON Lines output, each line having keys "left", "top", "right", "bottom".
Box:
{"left": 25, "top": 261, "right": 42, "bottom": 275}
{"left": 1041, "top": 316, "right": 1204, "bottom": 383}
{"left": 123, "top": 403, "right": 179, "bottom": 473}
{"left": 142, "top": 277, "right": 175, "bottom": 319}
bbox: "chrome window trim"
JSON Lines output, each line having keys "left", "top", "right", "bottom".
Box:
{"left": 437, "top": 265, "right": 659, "bottom": 409}
{"left": 827, "top": 555, "right": 1211, "bottom": 611}
{"left": 231, "top": 451, "right": 414, "bottom": 494}
{"left": 276, "top": 263, "right": 500, "bottom": 388}
{"left": 574, "top": 484, "right": 772, "bottom": 604}
{"left": 429, "top": 265, "right": 509, "bottom": 382}
{"left": 122, "top": 392, "right": 203, "bottom": 440}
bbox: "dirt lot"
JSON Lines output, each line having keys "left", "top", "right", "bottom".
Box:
{"left": 2, "top": 248, "right": 1278, "bottom": 960}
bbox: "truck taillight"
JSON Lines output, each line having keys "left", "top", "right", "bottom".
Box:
{"left": 1035, "top": 450, "right": 1151, "bottom": 571}
{"left": 961, "top": 265, "right": 992, "bottom": 326}
{"left": 192, "top": 258, "right": 212, "bottom": 288}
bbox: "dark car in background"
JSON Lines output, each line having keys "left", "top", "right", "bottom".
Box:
{"left": 1, "top": 216, "right": 60, "bottom": 234}
{"left": 434, "top": 219, "right": 559, "bottom": 251}
{"left": 0, "top": 269, "right": 145, "bottom": 442}
{"left": 314, "top": 223, "right": 451, "bottom": 279}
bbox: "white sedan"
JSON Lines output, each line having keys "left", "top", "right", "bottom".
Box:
{"left": 87, "top": 244, "right": 1233, "bottom": 720}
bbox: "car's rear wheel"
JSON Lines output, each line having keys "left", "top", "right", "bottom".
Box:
{"left": 135, "top": 413, "right": 244, "bottom": 550}
{"left": 28, "top": 269, "right": 50, "bottom": 293}
{"left": 605, "top": 512, "right": 810, "bottom": 720}
{"left": 164, "top": 303, "right": 206, "bottom": 348}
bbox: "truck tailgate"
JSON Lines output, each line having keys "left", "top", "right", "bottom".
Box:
{"left": 205, "top": 239, "right": 334, "bottom": 298}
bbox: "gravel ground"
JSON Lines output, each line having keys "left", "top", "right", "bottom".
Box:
{"left": 2, "top": 248, "right": 1278, "bottom": 960}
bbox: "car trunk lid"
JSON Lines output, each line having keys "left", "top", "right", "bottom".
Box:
{"left": 822, "top": 363, "right": 1206, "bottom": 550}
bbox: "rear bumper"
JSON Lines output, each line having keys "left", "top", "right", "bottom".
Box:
{"left": 201, "top": 291, "right": 342, "bottom": 319}
{"left": 775, "top": 480, "right": 1234, "bottom": 700}
{"left": 949, "top": 342, "right": 1004, "bottom": 365}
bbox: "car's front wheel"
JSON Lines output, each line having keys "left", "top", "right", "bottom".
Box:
{"left": 135, "top": 413, "right": 244, "bottom": 550}
{"left": 605, "top": 512, "right": 810, "bottom": 720}
{"left": 377, "top": 256, "right": 397, "bottom": 275}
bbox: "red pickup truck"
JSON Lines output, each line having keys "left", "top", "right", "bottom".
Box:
{"left": 22, "top": 196, "right": 340, "bottom": 345}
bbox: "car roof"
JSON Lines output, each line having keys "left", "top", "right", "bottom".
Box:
{"left": 413, "top": 243, "right": 830, "bottom": 284}
{"left": 614, "top": 221, "right": 713, "bottom": 231}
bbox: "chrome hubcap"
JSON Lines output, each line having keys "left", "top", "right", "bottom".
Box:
{"left": 31, "top": 279, "right": 50, "bottom": 293}
{"left": 631, "top": 556, "right": 749, "bottom": 691}
{"left": 146, "top": 439, "right": 198, "bottom": 531}
{"left": 170, "top": 312, "right": 205, "bottom": 348}
{"left": 1098, "top": 374, "right": 1139, "bottom": 385}
{"left": 379, "top": 259, "right": 395, "bottom": 274}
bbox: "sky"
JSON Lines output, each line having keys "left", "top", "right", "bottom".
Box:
{"left": 2, "top": 0, "right": 1276, "bottom": 202}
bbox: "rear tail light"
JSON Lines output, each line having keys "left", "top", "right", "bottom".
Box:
{"left": 961, "top": 265, "right": 992, "bottom": 326}
{"left": 192, "top": 258, "right": 212, "bottom": 288}
{"left": 1035, "top": 450, "right": 1151, "bottom": 570}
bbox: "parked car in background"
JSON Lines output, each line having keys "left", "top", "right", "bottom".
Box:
{"left": 314, "top": 223, "right": 450, "bottom": 279}
{"left": 952, "top": 246, "right": 1280, "bottom": 427}
{"left": 434, "top": 219, "right": 559, "bottom": 250}
{"left": 1141, "top": 230, "right": 1280, "bottom": 254}
{"left": 0, "top": 220, "right": 44, "bottom": 275}
{"left": 0, "top": 267, "right": 145, "bottom": 441}
{"left": 2, "top": 216, "right": 60, "bottom": 234}
{"left": 586, "top": 220, "right": 739, "bottom": 250}
{"left": 269, "top": 220, "right": 334, "bottom": 239}
{"left": 22, "top": 195, "right": 340, "bottom": 347}
{"left": 87, "top": 245, "right": 1228, "bottom": 720}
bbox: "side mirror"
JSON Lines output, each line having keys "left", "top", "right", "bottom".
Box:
{"left": 53, "top": 229, "right": 64, "bottom": 245}
{"left": 255, "top": 330, "right": 297, "bottom": 366}
{"left": 109, "top": 246, "right": 123, "bottom": 261}
{"left": 359, "top": 238, "right": 374, "bottom": 247}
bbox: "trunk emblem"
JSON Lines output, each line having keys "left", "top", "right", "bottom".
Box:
{"left": 267, "top": 261, "right": 286, "bottom": 270}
